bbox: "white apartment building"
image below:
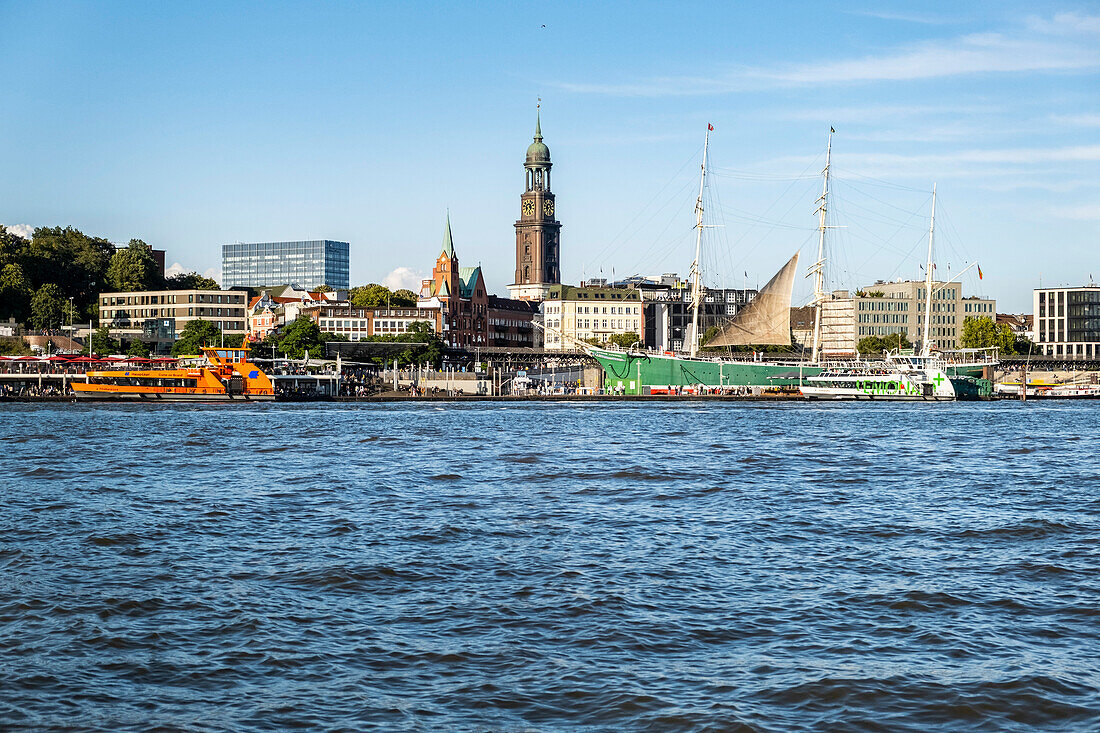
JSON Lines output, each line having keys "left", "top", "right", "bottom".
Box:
{"left": 541, "top": 285, "right": 644, "bottom": 350}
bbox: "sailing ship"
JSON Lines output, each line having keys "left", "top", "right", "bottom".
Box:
{"left": 800, "top": 184, "right": 995, "bottom": 400}
{"left": 585, "top": 127, "right": 825, "bottom": 394}
{"left": 72, "top": 346, "right": 275, "bottom": 401}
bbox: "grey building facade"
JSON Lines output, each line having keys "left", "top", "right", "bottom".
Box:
{"left": 222, "top": 240, "right": 350, "bottom": 290}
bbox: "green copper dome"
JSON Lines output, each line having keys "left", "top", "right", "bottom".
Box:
{"left": 525, "top": 111, "right": 551, "bottom": 166}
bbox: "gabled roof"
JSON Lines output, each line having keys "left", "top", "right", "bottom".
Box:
{"left": 458, "top": 266, "right": 482, "bottom": 298}
{"left": 437, "top": 278, "right": 450, "bottom": 297}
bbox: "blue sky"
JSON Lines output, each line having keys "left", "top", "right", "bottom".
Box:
{"left": 2, "top": 1, "right": 1098, "bottom": 311}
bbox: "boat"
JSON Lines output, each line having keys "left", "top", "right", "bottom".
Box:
{"left": 800, "top": 354, "right": 956, "bottom": 400}
{"left": 586, "top": 126, "right": 826, "bottom": 394}
{"left": 994, "top": 381, "right": 1100, "bottom": 399}
{"left": 71, "top": 346, "right": 275, "bottom": 401}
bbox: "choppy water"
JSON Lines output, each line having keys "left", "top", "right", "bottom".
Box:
{"left": 2, "top": 401, "right": 1099, "bottom": 731}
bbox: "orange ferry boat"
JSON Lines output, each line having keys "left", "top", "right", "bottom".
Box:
{"left": 72, "top": 347, "right": 275, "bottom": 401}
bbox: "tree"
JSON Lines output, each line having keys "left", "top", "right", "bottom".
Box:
{"left": 126, "top": 339, "right": 151, "bottom": 357}
{"left": 0, "top": 337, "right": 32, "bottom": 356}
{"left": 165, "top": 271, "right": 220, "bottom": 290}
{"left": 22, "top": 227, "right": 114, "bottom": 318}
{"left": 88, "top": 327, "right": 120, "bottom": 355}
{"left": 961, "top": 316, "right": 1015, "bottom": 353}
{"left": 172, "top": 319, "right": 223, "bottom": 355}
{"left": 0, "top": 225, "right": 26, "bottom": 271}
{"left": 106, "top": 239, "right": 160, "bottom": 292}
{"left": 275, "top": 316, "right": 325, "bottom": 358}
{"left": 0, "top": 263, "right": 33, "bottom": 321}
{"left": 857, "top": 332, "right": 912, "bottom": 354}
{"left": 30, "top": 283, "right": 65, "bottom": 331}
{"left": 392, "top": 288, "right": 418, "bottom": 306}
{"left": 608, "top": 332, "right": 641, "bottom": 348}
{"left": 349, "top": 283, "right": 394, "bottom": 309}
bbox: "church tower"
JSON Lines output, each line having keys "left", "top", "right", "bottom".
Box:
{"left": 509, "top": 108, "right": 561, "bottom": 301}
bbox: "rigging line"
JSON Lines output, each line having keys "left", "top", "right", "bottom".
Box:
{"left": 832, "top": 166, "right": 929, "bottom": 192}
{"left": 585, "top": 143, "right": 702, "bottom": 267}
{"left": 831, "top": 193, "right": 928, "bottom": 229}
{"left": 709, "top": 170, "right": 819, "bottom": 181}
{"left": 726, "top": 151, "right": 824, "bottom": 256}
{"left": 590, "top": 176, "right": 698, "bottom": 272}
{"left": 835, "top": 176, "right": 933, "bottom": 218}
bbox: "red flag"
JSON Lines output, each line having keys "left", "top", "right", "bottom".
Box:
{"left": 978, "top": 264, "right": 983, "bottom": 280}
{"left": 708, "top": 123, "right": 714, "bottom": 131}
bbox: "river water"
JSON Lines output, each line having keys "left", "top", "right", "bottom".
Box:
{"left": 2, "top": 401, "right": 1099, "bottom": 731}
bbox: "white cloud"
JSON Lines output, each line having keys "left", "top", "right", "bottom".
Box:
{"left": 203, "top": 267, "right": 221, "bottom": 286}
{"left": 165, "top": 262, "right": 187, "bottom": 278}
{"left": 1051, "top": 113, "right": 1100, "bottom": 127}
{"left": 1048, "top": 203, "right": 1100, "bottom": 221}
{"left": 3, "top": 224, "right": 34, "bottom": 239}
{"left": 382, "top": 266, "right": 425, "bottom": 292}
{"left": 843, "top": 9, "right": 954, "bottom": 25}
{"left": 552, "top": 14, "right": 1100, "bottom": 96}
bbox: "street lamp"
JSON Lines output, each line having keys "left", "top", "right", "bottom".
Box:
{"left": 68, "top": 297, "right": 74, "bottom": 351}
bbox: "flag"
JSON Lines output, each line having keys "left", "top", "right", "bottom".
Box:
{"left": 977, "top": 264, "right": 983, "bottom": 280}
{"left": 708, "top": 123, "right": 713, "bottom": 131}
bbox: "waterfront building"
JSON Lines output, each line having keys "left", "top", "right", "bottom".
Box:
{"left": 813, "top": 280, "right": 995, "bottom": 356}
{"left": 855, "top": 279, "right": 994, "bottom": 352}
{"left": 311, "top": 305, "right": 434, "bottom": 341}
{"left": 632, "top": 278, "right": 755, "bottom": 352}
{"left": 418, "top": 216, "right": 488, "bottom": 348}
{"left": 222, "top": 240, "right": 350, "bottom": 290}
{"left": 488, "top": 296, "right": 539, "bottom": 348}
{"left": 541, "top": 284, "right": 643, "bottom": 350}
{"left": 1034, "top": 284, "right": 1100, "bottom": 358}
{"left": 996, "top": 313, "right": 1035, "bottom": 343}
{"left": 98, "top": 288, "right": 248, "bottom": 346}
{"left": 508, "top": 111, "right": 561, "bottom": 301}
{"left": 246, "top": 286, "right": 346, "bottom": 339}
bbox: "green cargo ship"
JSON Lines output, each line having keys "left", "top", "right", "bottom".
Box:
{"left": 589, "top": 347, "right": 821, "bottom": 395}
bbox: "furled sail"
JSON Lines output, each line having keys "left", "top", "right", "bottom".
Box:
{"left": 707, "top": 252, "right": 799, "bottom": 346}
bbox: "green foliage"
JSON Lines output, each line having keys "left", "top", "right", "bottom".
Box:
{"left": 0, "top": 263, "right": 33, "bottom": 321}
{"left": 700, "top": 325, "right": 720, "bottom": 346}
{"left": 608, "top": 331, "right": 641, "bottom": 348}
{"left": 126, "top": 339, "right": 151, "bottom": 357}
{"left": 392, "top": 288, "right": 417, "bottom": 306}
{"left": 349, "top": 283, "right": 418, "bottom": 309}
{"left": 106, "top": 239, "right": 160, "bottom": 292}
{"left": 0, "top": 337, "right": 32, "bottom": 356}
{"left": 270, "top": 316, "right": 326, "bottom": 359}
{"left": 172, "top": 319, "right": 223, "bottom": 356}
{"left": 30, "top": 283, "right": 66, "bottom": 330}
{"left": 960, "top": 316, "right": 1015, "bottom": 353}
{"left": 364, "top": 321, "right": 443, "bottom": 367}
{"left": 88, "top": 327, "right": 120, "bottom": 355}
{"left": 22, "top": 227, "right": 115, "bottom": 318}
{"left": 857, "top": 332, "right": 913, "bottom": 354}
{"left": 165, "top": 271, "right": 220, "bottom": 290}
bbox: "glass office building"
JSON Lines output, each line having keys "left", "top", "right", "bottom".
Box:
{"left": 222, "top": 240, "right": 350, "bottom": 290}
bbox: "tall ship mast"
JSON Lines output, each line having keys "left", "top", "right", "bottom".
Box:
{"left": 688, "top": 128, "right": 710, "bottom": 358}
{"left": 583, "top": 125, "right": 819, "bottom": 394}
{"left": 809, "top": 130, "right": 833, "bottom": 364}
{"left": 921, "top": 184, "right": 937, "bottom": 358}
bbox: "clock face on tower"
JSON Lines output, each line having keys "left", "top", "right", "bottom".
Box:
{"left": 522, "top": 200, "right": 535, "bottom": 216}
{"left": 543, "top": 199, "right": 554, "bottom": 217}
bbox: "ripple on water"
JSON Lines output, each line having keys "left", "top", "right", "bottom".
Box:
{"left": 1, "top": 400, "right": 1099, "bottom": 731}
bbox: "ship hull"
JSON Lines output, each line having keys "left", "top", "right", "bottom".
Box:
{"left": 589, "top": 348, "right": 821, "bottom": 395}
{"left": 71, "top": 387, "right": 275, "bottom": 401}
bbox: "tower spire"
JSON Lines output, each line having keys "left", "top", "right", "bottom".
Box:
{"left": 441, "top": 210, "right": 456, "bottom": 259}
{"left": 534, "top": 99, "right": 542, "bottom": 140}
